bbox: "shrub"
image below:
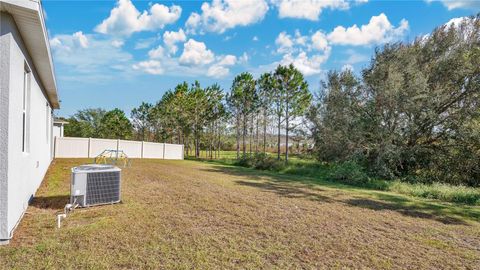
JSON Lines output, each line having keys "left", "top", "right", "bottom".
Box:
{"left": 329, "top": 161, "right": 370, "bottom": 186}
{"left": 389, "top": 181, "right": 480, "bottom": 205}
{"left": 235, "top": 155, "right": 255, "bottom": 167}
{"left": 229, "top": 153, "right": 479, "bottom": 205}
{"left": 234, "top": 153, "right": 285, "bottom": 171}
{"left": 254, "top": 153, "right": 284, "bottom": 170}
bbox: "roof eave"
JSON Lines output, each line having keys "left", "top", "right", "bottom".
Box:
{"left": 1, "top": 0, "right": 60, "bottom": 109}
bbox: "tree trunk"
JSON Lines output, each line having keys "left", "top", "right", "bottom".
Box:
{"left": 255, "top": 114, "right": 259, "bottom": 153}
{"left": 217, "top": 124, "right": 221, "bottom": 159}
{"left": 243, "top": 114, "right": 247, "bottom": 157}
{"left": 194, "top": 99, "right": 199, "bottom": 158}
{"left": 263, "top": 109, "right": 267, "bottom": 153}
{"left": 285, "top": 107, "right": 289, "bottom": 163}
{"left": 277, "top": 114, "right": 281, "bottom": 160}
{"left": 214, "top": 121, "right": 217, "bottom": 159}
{"left": 195, "top": 134, "right": 199, "bottom": 158}
{"left": 209, "top": 123, "right": 212, "bottom": 159}
{"left": 249, "top": 114, "right": 253, "bottom": 156}
{"left": 211, "top": 124, "right": 213, "bottom": 159}
{"left": 236, "top": 114, "right": 240, "bottom": 159}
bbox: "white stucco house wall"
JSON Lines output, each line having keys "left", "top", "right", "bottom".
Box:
{"left": 53, "top": 119, "right": 68, "bottom": 138}
{"left": 0, "top": 0, "right": 59, "bottom": 244}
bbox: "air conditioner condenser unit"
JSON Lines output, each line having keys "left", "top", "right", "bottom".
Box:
{"left": 71, "top": 164, "right": 122, "bottom": 207}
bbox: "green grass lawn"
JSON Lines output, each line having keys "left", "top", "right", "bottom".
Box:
{"left": 186, "top": 150, "right": 306, "bottom": 161}
{"left": 186, "top": 150, "right": 239, "bottom": 160}
{"left": 188, "top": 151, "right": 480, "bottom": 205}
{"left": 0, "top": 158, "right": 479, "bottom": 269}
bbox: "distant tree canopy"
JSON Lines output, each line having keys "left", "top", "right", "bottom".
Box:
{"left": 307, "top": 15, "right": 480, "bottom": 186}
{"left": 64, "top": 108, "right": 132, "bottom": 140}
{"left": 98, "top": 109, "right": 133, "bottom": 139}
{"left": 61, "top": 15, "right": 480, "bottom": 186}
{"left": 131, "top": 102, "right": 153, "bottom": 141}
{"left": 64, "top": 108, "right": 106, "bottom": 138}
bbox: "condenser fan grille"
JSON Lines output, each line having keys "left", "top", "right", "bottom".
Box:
{"left": 85, "top": 171, "right": 121, "bottom": 205}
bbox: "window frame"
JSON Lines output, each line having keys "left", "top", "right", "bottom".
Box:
{"left": 22, "top": 62, "right": 31, "bottom": 153}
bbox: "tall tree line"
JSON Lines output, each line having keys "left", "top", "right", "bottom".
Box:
{"left": 307, "top": 15, "right": 480, "bottom": 186}
{"left": 127, "top": 65, "right": 311, "bottom": 162}
{"left": 63, "top": 14, "right": 479, "bottom": 186}
{"left": 129, "top": 81, "right": 227, "bottom": 159}
{"left": 226, "top": 65, "right": 311, "bottom": 162}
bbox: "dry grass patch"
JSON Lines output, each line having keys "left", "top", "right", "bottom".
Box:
{"left": 0, "top": 159, "right": 479, "bottom": 269}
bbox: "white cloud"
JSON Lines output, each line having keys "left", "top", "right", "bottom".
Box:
{"left": 207, "top": 65, "right": 230, "bottom": 78}
{"left": 253, "top": 36, "right": 259, "bottom": 41}
{"left": 207, "top": 54, "right": 238, "bottom": 78}
{"left": 275, "top": 30, "right": 317, "bottom": 53}
{"left": 111, "top": 39, "right": 124, "bottom": 48}
{"left": 217, "top": 55, "right": 237, "bottom": 66}
{"left": 310, "top": 31, "right": 329, "bottom": 51}
{"left": 341, "top": 64, "right": 354, "bottom": 71}
{"left": 223, "top": 33, "right": 237, "bottom": 41}
{"left": 72, "top": 31, "right": 89, "bottom": 48}
{"left": 148, "top": 45, "right": 165, "bottom": 59}
{"left": 279, "top": 50, "right": 330, "bottom": 76}
{"left": 419, "top": 16, "right": 474, "bottom": 42}
{"left": 294, "top": 29, "right": 308, "bottom": 46}
{"left": 445, "top": 16, "right": 468, "bottom": 27}
{"left": 134, "top": 39, "right": 243, "bottom": 78}
{"left": 426, "top": 0, "right": 480, "bottom": 10}
{"left": 95, "top": 0, "right": 181, "bottom": 36}
{"left": 442, "top": 16, "right": 478, "bottom": 40}
{"left": 179, "top": 39, "right": 215, "bottom": 65}
{"left": 163, "top": 29, "right": 187, "bottom": 55}
{"left": 275, "top": 29, "right": 331, "bottom": 53}
{"left": 185, "top": 0, "right": 268, "bottom": 34}
{"left": 275, "top": 32, "right": 294, "bottom": 53}
{"left": 49, "top": 37, "right": 62, "bottom": 48}
{"left": 49, "top": 32, "right": 133, "bottom": 81}
{"left": 271, "top": 29, "right": 332, "bottom": 76}
{"left": 134, "top": 37, "right": 157, "bottom": 49}
{"left": 239, "top": 52, "right": 249, "bottom": 63}
{"left": 133, "top": 60, "right": 163, "bottom": 75}
{"left": 185, "top": 12, "right": 201, "bottom": 32}
{"left": 327, "top": 13, "right": 409, "bottom": 46}
{"left": 273, "top": 0, "right": 349, "bottom": 21}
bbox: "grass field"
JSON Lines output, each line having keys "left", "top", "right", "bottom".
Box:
{"left": 0, "top": 159, "right": 479, "bottom": 269}
{"left": 188, "top": 150, "right": 480, "bottom": 205}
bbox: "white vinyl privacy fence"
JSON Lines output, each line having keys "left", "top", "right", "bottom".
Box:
{"left": 54, "top": 137, "right": 184, "bottom": 160}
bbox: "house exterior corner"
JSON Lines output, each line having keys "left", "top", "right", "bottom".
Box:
{"left": 0, "top": 0, "right": 59, "bottom": 243}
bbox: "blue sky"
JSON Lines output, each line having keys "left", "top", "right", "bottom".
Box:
{"left": 42, "top": 0, "right": 480, "bottom": 117}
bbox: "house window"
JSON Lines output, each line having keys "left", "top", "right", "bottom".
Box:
{"left": 22, "top": 64, "right": 31, "bottom": 153}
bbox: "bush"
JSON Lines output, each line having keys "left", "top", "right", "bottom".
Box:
{"left": 389, "top": 182, "right": 480, "bottom": 205}
{"left": 228, "top": 153, "right": 479, "bottom": 205}
{"left": 235, "top": 155, "right": 255, "bottom": 167}
{"left": 329, "top": 161, "right": 370, "bottom": 186}
{"left": 235, "top": 153, "right": 284, "bottom": 171}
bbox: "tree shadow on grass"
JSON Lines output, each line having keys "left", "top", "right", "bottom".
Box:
{"left": 200, "top": 164, "right": 334, "bottom": 189}
{"left": 201, "top": 164, "right": 479, "bottom": 224}
{"left": 235, "top": 180, "right": 333, "bottom": 203}
{"left": 30, "top": 195, "right": 70, "bottom": 210}
{"left": 364, "top": 193, "right": 480, "bottom": 224}
{"left": 343, "top": 198, "right": 468, "bottom": 225}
